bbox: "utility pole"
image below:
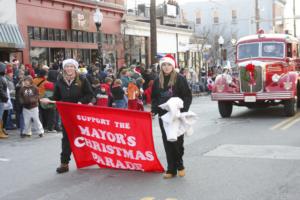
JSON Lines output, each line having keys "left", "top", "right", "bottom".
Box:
{"left": 293, "top": 0, "right": 296, "bottom": 36}
{"left": 255, "top": 0, "right": 259, "bottom": 32}
{"left": 150, "top": 0, "right": 157, "bottom": 65}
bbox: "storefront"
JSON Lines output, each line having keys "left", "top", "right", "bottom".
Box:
{"left": 123, "top": 17, "right": 193, "bottom": 68}
{"left": 0, "top": 23, "right": 25, "bottom": 62}
{"left": 17, "top": 0, "right": 125, "bottom": 69}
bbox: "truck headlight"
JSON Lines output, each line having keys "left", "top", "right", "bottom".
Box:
{"left": 272, "top": 74, "right": 280, "bottom": 83}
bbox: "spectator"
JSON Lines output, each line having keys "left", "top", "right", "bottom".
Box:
{"left": 0, "top": 62, "right": 8, "bottom": 139}
{"left": 111, "top": 79, "right": 126, "bottom": 108}
{"left": 19, "top": 75, "right": 44, "bottom": 138}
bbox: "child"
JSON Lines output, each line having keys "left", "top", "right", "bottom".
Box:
{"left": 127, "top": 79, "right": 140, "bottom": 110}
{"left": 111, "top": 79, "right": 126, "bottom": 108}
{"left": 95, "top": 84, "right": 109, "bottom": 107}
{"left": 19, "top": 76, "right": 44, "bottom": 137}
{"left": 95, "top": 77, "right": 113, "bottom": 107}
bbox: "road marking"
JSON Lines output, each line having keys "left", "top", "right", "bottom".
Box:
{"left": 0, "top": 158, "right": 10, "bottom": 162}
{"left": 140, "top": 197, "right": 155, "bottom": 200}
{"left": 204, "top": 144, "right": 300, "bottom": 160}
{"left": 270, "top": 112, "right": 300, "bottom": 130}
{"left": 281, "top": 118, "right": 300, "bottom": 130}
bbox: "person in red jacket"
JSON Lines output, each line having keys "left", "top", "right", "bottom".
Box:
{"left": 144, "top": 80, "right": 154, "bottom": 105}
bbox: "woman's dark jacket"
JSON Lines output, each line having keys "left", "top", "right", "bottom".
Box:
{"left": 53, "top": 75, "right": 94, "bottom": 104}
{"left": 151, "top": 73, "right": 192, "bottom": 116}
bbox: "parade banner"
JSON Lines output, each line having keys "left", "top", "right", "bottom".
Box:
{"left": 56, "top": 102, "right": 164, "bottom": 173}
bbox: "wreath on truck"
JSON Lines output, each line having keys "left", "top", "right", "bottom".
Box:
{"left": 241, "top": 63, "right": 257, "bottom": 85}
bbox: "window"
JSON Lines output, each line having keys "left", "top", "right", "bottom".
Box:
{"left": 213, "top": 11, "right": 219, "bottom": 24}
{"left": 232, "top": 10, "right": 237, "bottom": 23}
{"left": 72, "top": 30, "right": 78, "bottom": 42}
{"left": 66, "top": 30, "right": 71, "bottom": 41}
{"left": 83, "top": 32, "right": 88, "bottom": 43}
{"left": 55, "top": 29, "right": 61, "bottom": 41}
{"left": 78, "top": 31, "right": 83, "bottom": 42}
{"left": 61, "top": 30, "right": 66, "bottom": 41}
{"left": 262, "top": 42, "right": 284, "bottom": 58}
{"left": 48, "top": 29, "right": 54, "bottom": 40}
{"left": 238, "top": 43, "right": 259, "bottom": 59}
{"left": 195, "top": 11, "right": 201, "bottom": 24}
{"left": 41, "top": 28, "right": 48, "bottom": 40}
{"left": 34, "top": 27, "right": 41, "bottom": 40}
{"left": 28, "top": 27, "right": 34, "bottom": 39}
{"left": 88, "top": 32, "right": 94, "bottom": 43}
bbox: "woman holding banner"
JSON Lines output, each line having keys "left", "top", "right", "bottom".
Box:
{"left": 43, "top": 58, "right": 94, "bottom": 174}
{"left": 151, "top": 54, "right": 192, "bottom": 179}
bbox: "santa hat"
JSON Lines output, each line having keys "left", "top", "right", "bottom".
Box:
{"left": 62, "top": 59, "right": 78, "bottom": 70}
{"left": 159, "top": 54, "right": 176, "bottom": 68}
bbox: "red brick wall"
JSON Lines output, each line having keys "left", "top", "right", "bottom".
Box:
{"left": 17, "top": 0, "right": 125, "bottom": 66}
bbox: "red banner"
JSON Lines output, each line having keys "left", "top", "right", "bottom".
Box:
{"left": 56, "top": 102, "right": 164, "bottom": 173}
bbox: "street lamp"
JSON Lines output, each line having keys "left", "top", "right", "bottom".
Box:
{"left": 218, "top": 35, "right": 224, "bottom": 66}
{"left": 93, "top": 8, "right": 104, "bottom": 70}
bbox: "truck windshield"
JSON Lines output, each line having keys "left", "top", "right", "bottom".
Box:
{"left": 261, "top": 42, "right": 284, "bottom": 58}
{"left": 238, "top": 43, "right": 259, "bottom": 59}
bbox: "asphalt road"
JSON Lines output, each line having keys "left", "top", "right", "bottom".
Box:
{"left": 1, "top": 96, "right": 300, "bottom": 200}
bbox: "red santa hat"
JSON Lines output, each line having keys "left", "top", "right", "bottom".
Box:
{"left": 159, "top": 54, "right": 176, "bottom": 69}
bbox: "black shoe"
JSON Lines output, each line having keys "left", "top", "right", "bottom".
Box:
{"left": 39, "top": 133, "right": 44, "bottom": 137}
{"left": 56, "top": 164, "right": 69, "bottom": 174}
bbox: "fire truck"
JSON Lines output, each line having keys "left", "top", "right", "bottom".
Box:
{"left": 211, "top": 31, "right": 300, "bottom": 117}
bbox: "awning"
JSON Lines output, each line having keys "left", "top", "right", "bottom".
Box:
{"left": 0, "top": 23, "right": 25, "bottom": 49}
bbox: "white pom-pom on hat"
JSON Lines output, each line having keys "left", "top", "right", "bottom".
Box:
{"left": 63, "top": 59, "right": 79, "bottom": 70}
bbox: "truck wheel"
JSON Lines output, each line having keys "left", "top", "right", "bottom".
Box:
{"left": 284, "top": 98, "right": 297, "bottom": 117}
{"left": 218, "top": 101, "right": 233, "bottom": 118}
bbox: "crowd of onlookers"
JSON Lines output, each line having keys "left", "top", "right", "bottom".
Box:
{"left": 0, "top": 58, "right": 216, "bottom": 139}
{"left": 0, "top": 59, "right": 159, "bottom": 139}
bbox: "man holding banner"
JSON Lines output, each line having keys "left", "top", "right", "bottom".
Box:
{"left": 48, "top": 59, "right": 94, "bottom": 174}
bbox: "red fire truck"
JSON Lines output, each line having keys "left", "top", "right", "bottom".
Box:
{"left": 211, "top": 31, "right": 300, "bottom": 117}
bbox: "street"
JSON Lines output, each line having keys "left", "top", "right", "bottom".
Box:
{"left": 1, "top": 96, "right": 300, "bottom": 200}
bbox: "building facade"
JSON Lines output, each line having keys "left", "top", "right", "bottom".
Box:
{"left": 123, "top": 2, "right": 193, "bottom": 69}
{"left": 0, "top": 0, "right": 25, "bottom": 62}
{"left": 16, "top": 0, "right": 125, "bottom": 69}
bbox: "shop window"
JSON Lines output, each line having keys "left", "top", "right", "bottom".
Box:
{"left": 78, "top": 31, "right": 83, "bottom": 42}
{"left": 28, "top": 27, "right": 34, "bottom": 40}
{"left": 88, "top": 32, "right": 94, "bottom": 43}
{"left": 66, "top": 30, "right": 71, "bottom": 41}
{"left": 107, "top": 34, "right": 113, "bottom": 45}
{"left": 34, "top": 27, "right": 41, "bottom": 40}
{"left": 65, "top": 49, "right": 72, "bottom": 59}
{"left": 41, "top": 28, "right": 48, "bottom": 40}
{"left": 48, "top": 29, "right": 54, "bottom": 40}
{"left": 54, "top": 29, "right": 61, "bottom": 41}
{"left": 30, "top": 47, "right": 48, "bottom": 65}
{"left": 61, "top": 30, "right": 66, "bottom": 41}
{"left": 93, "top": 33, "right": 97, "bottom": 43}
{"left": 102, "top": 33, "right": 108, "bottom": 44}
{"left": 83, "top": 32, "right": 88, "bottom": 43}
{"left": 72, "top": 30, "right": 78, "bottom": 42}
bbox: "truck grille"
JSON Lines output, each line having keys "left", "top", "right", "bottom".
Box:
{"left": 239, "top": 65, "right": 263, "bottom": 93}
